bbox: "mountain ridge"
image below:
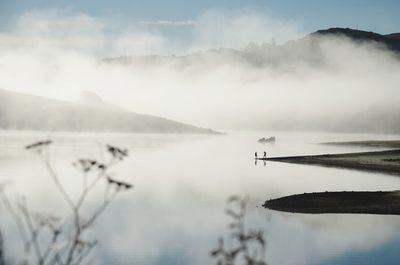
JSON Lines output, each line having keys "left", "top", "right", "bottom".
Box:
{"left": 103, "top": 27, "right": 400, "bottom": 65}
{"left": 0, "top": 89, "right": 220, "bottom": 134}
{"left": 311, "top": 27, "right": 400, "bottom": 52}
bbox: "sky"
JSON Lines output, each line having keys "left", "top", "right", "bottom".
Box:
{"left": 0, "top": 0, "right": 399, "bottom": 57}
{"left": 0, "top": 0, "right": 399, "bottom": 38}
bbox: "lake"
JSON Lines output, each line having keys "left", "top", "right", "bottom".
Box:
{"left": 1, "top": 130, "right": 400, "bottom": 265}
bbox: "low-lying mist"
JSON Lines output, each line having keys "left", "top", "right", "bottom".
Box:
{"left": 0, "top": 9, "right": 399, "bottom": 133}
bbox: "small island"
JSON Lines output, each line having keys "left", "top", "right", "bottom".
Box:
{"left": 263, "top": 191, "right": 400, "bottom": 215}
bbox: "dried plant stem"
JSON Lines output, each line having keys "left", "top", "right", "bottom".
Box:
{"left": 0, "top": 141, "right": 132, "bottom": 265}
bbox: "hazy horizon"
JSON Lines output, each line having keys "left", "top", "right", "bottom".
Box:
{"left": 0, "top": 3, "right": 400, "bottom": 133}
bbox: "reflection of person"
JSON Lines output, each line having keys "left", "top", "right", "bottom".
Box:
{"left": 263, "top": 151, "right": 267, "bottom": 158}
{"left": 255, "top": 152, "right": 258, "bottom": 159}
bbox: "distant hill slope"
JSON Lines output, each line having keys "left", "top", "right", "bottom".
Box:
{"left": 103, "top": 27, "right": 400, "bottom": 66}
{"left": 101, "top": 28, "right": 400, "bottom": 134}
{"left": 0, "top": 89, "right": 219, "bottom": 134}
{"left": 311, "top": 27, "right": 400, "bottom": 53}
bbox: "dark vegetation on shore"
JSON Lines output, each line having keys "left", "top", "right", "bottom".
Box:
{"left": 322, "top": 140, "right": 400, "bottom": 149}
{"left": 260, "top": 140, "right": 400, "bottom": 175}
{"left": 260, "top": 149, "right": 400, "bottom": 175}
{"left": 262, "top": 140, "right": 400, "bottom": 216}
{"left": 263, "top": 191, "right": 400, "bottom": 215}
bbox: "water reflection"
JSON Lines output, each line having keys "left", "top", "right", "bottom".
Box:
{"left": 254, "top": 160, "right": 267, "bottom": 167}
{"left": 1, "top": 131, "right": 400, "bottom": 265}
{"left": 211, "top": 196, "right": 266, "bottom": 265}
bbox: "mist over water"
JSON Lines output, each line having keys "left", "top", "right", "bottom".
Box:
{"left": 1, "top": 5, "right": 400, "bottom": 265}
{"left": 0, "top": 9, "right": 399, "bottom": 132}
{"left": 1, "top": 131, "right": 400, "bottom": 265}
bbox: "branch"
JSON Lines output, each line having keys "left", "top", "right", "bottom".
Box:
{"left": 18, "top": 198, "right": 43, "bottom": 264}
{"left": 41, "top": 228, "right": 61, "bottom": 265}
{"left": 75, "top": 157, "right": 118, "bottom": 213}
{"left": 73, "top": 242, "right": 97, "bottom": 265}
{"left": 82, "top": 189, "right": 119, "bottom": 230}
{"left": 41, "top": 152, "right": 75, "bottom": 210}
{"left": 0, "top": 192, "right": 29, "bottom": 250}
{"left": 64, "top": 159, "right": 115, "bottom": 265}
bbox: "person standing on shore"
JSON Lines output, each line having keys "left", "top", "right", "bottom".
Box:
{"left": 255, "top": 152, "right": 258, "bottom": 159}
{"left": 264, "top": 151, "right": 267, "bottom": 158}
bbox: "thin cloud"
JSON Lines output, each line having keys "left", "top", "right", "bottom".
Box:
{"left": 138, "top": 20, "right": 198, "bottom": 27}
{"left": 0, "top": 9, "right": 304, "bottom": 55}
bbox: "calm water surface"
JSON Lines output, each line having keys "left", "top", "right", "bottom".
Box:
{"left": 1, "top": 130, "right": 400, "bottom": 265}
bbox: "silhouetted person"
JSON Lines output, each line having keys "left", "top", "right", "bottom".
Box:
{"left": 255, "top": 152, "right": 258, "bottom": 159}
{"left": 263, "top": 151, "right": 267, "bottom": 158}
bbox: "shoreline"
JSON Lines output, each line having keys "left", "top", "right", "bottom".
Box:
{"left": 321, "top": 140, "right": 400, "bottom": 149}
{"left": 258, "top": 149, "right": 400, "bottom": 175}
{"left": 263, "top": 191, "right": 400, "bottom": 215}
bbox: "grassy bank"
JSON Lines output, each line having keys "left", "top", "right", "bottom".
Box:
{"left": 263, "top": 191, "right": 400, "bottom": 215}
{"left": 259, "top": 149, "right": 400, "bottom": 175}
{"left": 322, "top": 140, "right": 400, "bottom": 149}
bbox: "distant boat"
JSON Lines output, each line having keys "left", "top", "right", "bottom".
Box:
{"left": 258, "top": 136, "right": 276, "bottom": 143}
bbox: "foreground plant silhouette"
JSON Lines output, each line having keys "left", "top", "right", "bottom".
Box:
{"left": 0, "top": 229, "right": 4, "bottom": 265}
{"left": 0, "top": 140, "right": 133, "bottom": 265}
{"left": 211, "top": 196, "right": 267, "bottom": 265}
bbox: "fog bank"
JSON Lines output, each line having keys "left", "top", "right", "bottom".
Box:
{"left": 0, "top": 9, "right": 399, "bottom": 133}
